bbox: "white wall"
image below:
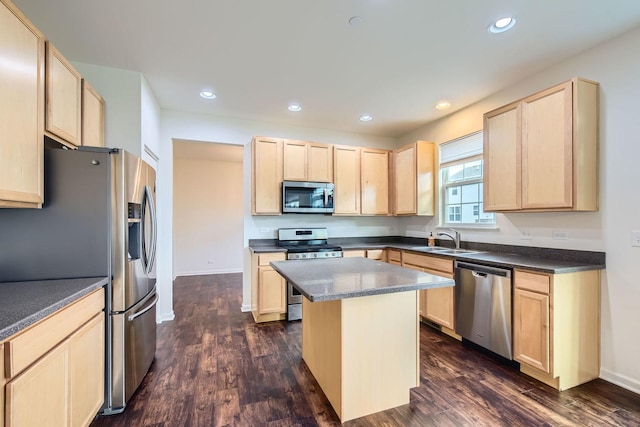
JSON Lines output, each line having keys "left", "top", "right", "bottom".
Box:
{"left": 396, "top": 26, "right": 640, "bottom": 393}
{"left": 173, "top": 156, "right": 243, "bottom": 275}
{"left": 141, "top": 75, "right": 161, "bottom": 168}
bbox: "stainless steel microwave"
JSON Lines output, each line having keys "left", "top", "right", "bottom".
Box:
{"left": 282, "top": 181, "right": 334, "bottom": 214}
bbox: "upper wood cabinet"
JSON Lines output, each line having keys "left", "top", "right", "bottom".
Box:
{"left": 333, "top": 145, "right": 361, "bottom": 215}
{"left": 283, "top": 140, "right": 333, "bottom": 182}
{"left": 45, "top": 42, "right": 82, "bottom": 147}
{"left": 360, "top": 148, "right": 390, "bottom": 215}
{"left": 252, "top": 137, "right": 283, "bottom": 215}
{"left": 484, "top": 77, "right": 599, "bottom": 212}
{"left": 0, "top": 0, "right": 45, "bottom": 208}
{"left": 393, "top": 141, "right": 435, "bottom": 216}
{"left": 81, "top": 80, "right": 105, "bottom": 147}
{"left": 513, "top": 269, "right": 600, "bottom": 391}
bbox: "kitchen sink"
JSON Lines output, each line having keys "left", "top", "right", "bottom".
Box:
{"left": 409, "top": 247, "right": 483, "bottom": 255}
{"left": 410, "top": 246, "right": 450, "bottom": 252}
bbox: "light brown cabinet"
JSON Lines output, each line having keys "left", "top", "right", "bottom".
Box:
{"left": 283, "top": 140, "right": 333, "bottom": 182}
{"left": 401, "top": 252, "right": 456, "bottom": 334}
{"left": 45, "top": 42, "right": 82, "bottom": 147}
{"left": 484, "top": 77, "right": 599, "bottom": 212}
{"left": 81, "top": 80, "right": 105, "bottom": 147}
{"left": 252, "top": 137, "right": 283, "bottom": 215}
{"left": 333, "top": 145, "right": 361, "bottom": 215}
{"left": 361, "top": 148, "right": 390, "bottom": 215}
{"left": 513, "top": 269, "right": 600, "bottom": 390}
{"left": 393, "top": 141, "right": 435, "bottom": 216}
{"left": 3, "top": 288, "right": 105, "bottom": 427}
{"left": 0, "top": 0, "right": 45, "bottom": 208}
{"left": 251, "top": 252, "right": 287, "bottom": 322}
{"left": 386, "top": 249, "right": 402, "bottom": 266}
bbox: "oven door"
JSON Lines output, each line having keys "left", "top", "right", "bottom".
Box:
{"left": 287, "top": 282, "right": 303, "bottom": 321}
{"left": 282, "top": 181, "right": 334, "bottom": 214}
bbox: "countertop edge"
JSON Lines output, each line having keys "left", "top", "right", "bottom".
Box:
{"left": 0, "top": 277, "right": 108, "bottom": 342}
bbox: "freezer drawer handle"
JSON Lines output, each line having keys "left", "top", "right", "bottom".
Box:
{"left": 128, "top": 294, "right": 159, "bottom": 321}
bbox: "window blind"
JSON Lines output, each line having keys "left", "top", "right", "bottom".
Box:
{"left": 439, "top": 131, "right": 483, "bottom": 165}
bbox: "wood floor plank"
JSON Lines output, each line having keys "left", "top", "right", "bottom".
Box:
{"left": 90, "top": 273, "right": 640, "bottom": 427}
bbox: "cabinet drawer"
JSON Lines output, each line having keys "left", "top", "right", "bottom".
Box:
{"left": 515, "top": 270, "right": 550, "bottom": 294}
{"left": 343, "top": 250, "right": 366, "bottom": 258}
{"left": 5, "top": 288, "right": 104, "bottom": 378}
{"left": 366, "top": 249, "right": 384, "bottom": 260}
{"left": 257, "top": 252, "right": 286, "bottom": 266}
{"left": 402, "top": 252, "right": 454, "bottom": 274}
{"left": 387, "top": 249, "right": 402, "bottom": 263}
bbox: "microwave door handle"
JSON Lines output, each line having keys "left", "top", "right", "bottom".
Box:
{"left": 324, "top": 188, "right": 328, "bottom": 208}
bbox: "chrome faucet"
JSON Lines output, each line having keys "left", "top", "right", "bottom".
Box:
{"left": 437, "top": 228, "right": 461, "bottom": 249}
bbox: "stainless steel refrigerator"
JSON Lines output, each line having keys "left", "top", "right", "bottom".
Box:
{"left": 0, "top": 146, "right": 158, "bottom": 415}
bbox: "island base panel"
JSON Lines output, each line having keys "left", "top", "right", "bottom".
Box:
{"left": 302, "top": 291, "right": 419, "bottom": 422}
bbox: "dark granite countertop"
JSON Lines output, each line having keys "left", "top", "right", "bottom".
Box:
{"left": 0, "top": 277, "right": 108, "bottom": 341}
{"left": 250, "top": 237, "right": 605, "bottom": 274}
{"left": 270, "top": 257, "right": 454, "bottom": 302}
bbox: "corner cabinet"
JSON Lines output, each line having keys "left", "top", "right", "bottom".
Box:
{"left": 251, "top": 252, "right": 287, "bottom": 322}
{"left": 513, "top": 269, "right": 600, "bottom": 390}
{"left": 484, "top": 77, "right": 599, "bottom": 212}
{"left": 81, "top": 80, "right": 105, "bottom": 147}
{"left": 393, "top": 141, "right": 435, "bottom": 216}
{"left": 0, "top": 0, "right": 45, "bottom": 208}
{"left": 45, "top": 42, "right": 82, "bottom": 147}
{"left": 252, "top": 137, "right": 283, "bottom": 215}
{"left": 3, "top": 288, "right": 105, "bottom": 427}
{"left": 283, "top": 140, "right": 333, "bottom": 182}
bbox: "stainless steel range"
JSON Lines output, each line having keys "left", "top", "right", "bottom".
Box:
{"left": 277, "top": 228, "right": 342, "bottom": 320}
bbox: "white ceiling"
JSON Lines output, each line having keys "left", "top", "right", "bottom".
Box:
{"left": 13, "top": 0, "right": 640, "bottom": 137}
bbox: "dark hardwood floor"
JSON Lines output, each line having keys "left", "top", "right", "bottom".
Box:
{"left": 91, "top": 274, "right": 640, "bottom": 426}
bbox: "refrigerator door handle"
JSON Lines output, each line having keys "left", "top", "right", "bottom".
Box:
{"left": 141, "top": 184, "right": 157, "bottom": 274}
{"left": 127, "top": 293, "right": 159, "bottom": 321}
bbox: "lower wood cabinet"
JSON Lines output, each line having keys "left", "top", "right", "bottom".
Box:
{"left": 386, "top": 249, "right": 402, "bottom": 266}
{"left": 342, "top": 249, "right": 384, "bottom": 260}
{"left": 251, "top": 252, "right": 287, "bottom": 322}
{"left": 401, "top": 252, "right": 458, "bottom": 338}
{"left": 3, "top": 288, "right": 105, "bottom": 427}
{"left": 513, "top": 269, "right": 600, "bottom": 390}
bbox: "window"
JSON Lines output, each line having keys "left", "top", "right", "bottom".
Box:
{"left": 439, "top": 131, "right": 496, "bottom": 227}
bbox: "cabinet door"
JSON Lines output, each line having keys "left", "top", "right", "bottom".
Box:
{"left": 521, "top": 81, "right": 573, "bottom": 209}
{"left": 5, "top": 343, "right": 69, "bottom": 427}
{"left": 361, "top": 148, "right": 389, "bottom": 215}
{"left": 484, "top": 103, "right": 521, "bottom": 211}
{"left": 283, "top": 140, "right": 308, "bottom": 181}
{"left": 419, "top": 290, "right": 428, "bottom": 318}
{"left": 258, "top": 267, "right": 286, "bottom": 314}
{"left": 333, "top": 145, "right": 361, "bottom": 215}
{"left": 0, "top": 0, "right": 44, "bottom": 208}
{"left": 514, "top": 288, "right": 550, "bottom": 373}
{"left": 69, "top": 314, "right": 105, "bottom": 427}
{"left": 343, "top": 250, "right": 366, "bottom": 258}
{"left": 394, "top": 144, "right": 416, "bottom": 214}
{"left": 424, "top": 286, "right": 455, "bottom": 329}
{"left": 81, "top": 80, "right": 105, "bottom": 147}
{"left": 252, "top": 137, "right": 283, "bottom": 214}
{"left": 46, "top": 42, "right": 82, "bottom": 146}
{"left": 307, "top": 142, "right": 333, "bottom": 182}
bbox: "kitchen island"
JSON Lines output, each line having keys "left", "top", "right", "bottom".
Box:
{"left": 270, "top": 257, "right": 454, "bottom": 422}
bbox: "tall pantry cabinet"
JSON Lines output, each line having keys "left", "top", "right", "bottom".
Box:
{"left": 0, "top": 0, "right": 45, "bottom": 208}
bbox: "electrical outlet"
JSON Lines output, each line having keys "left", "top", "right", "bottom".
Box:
{"left": 207, "top": 259, "right": 214, "bottom": 264}
{"left": 553, "top": 231, "right": 569, "bottom": 240}
{"left": 260, "top": 227, "right": 269, "bottom": 233}
{"left": 521, "top": 230, "right": 533, "bottom": 240}
{"left": 632, "top": 231, "right": 640, "bottom": 247}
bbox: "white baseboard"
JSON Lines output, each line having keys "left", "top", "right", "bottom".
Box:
{"left": 176, "top": 268, "right": 242, "bottom": 277}
{"left": 600, "top": 368, "right": 640, "bottom": 395}
{"left": 156, "top": 310, "right": 175, "bottom": 324}
{"left": 241, "top": 303, "right": 252, "bottom": 312}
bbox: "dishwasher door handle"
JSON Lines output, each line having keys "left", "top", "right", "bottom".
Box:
{"left": 472, "top": 271, "right": 488, "bottom": 278}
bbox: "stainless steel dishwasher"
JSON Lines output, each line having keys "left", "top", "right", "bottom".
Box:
{"left": 454, "top": 261, "right": 513, "bottom": 359}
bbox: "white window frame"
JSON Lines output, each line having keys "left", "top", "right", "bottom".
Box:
{"left": 439, "top": 131, "right": 496, "bottom": 228}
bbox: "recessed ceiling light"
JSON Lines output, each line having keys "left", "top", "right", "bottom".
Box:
{"left": 199, "top": 90, "right": 216, "bottom": 99}
{"left": 360, "top": 114, "right": 373, "bottom": 122}
{"left": 488, "top": 16, "right": 516, "bottom": 34}
{"left": 349, "top": 16, "right": 363, "bottom": 27}
{"left": 435, "top": 100, "right": 451, "bottom": 110}
{"left": 288, "top": 103, "right": 302, "bottom": 112}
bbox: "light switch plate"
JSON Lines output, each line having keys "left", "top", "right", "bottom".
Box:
{"left": 632, "top": 231, "right": 640, "bottom": 247}
{"left": 521, "top": 230, "right": 533, "bottom": 240}
{"left": 553, "top": 231, "right": 569, "bottom": 240}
